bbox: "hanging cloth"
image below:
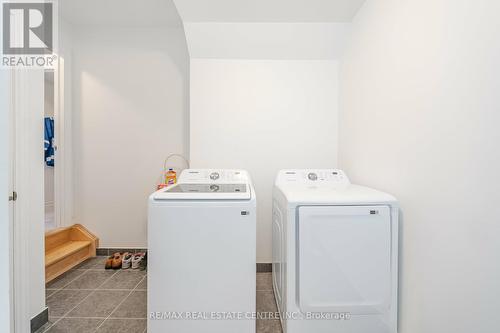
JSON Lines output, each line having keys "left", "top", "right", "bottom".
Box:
{"left": 44, "top": 117, "right": 55, "bottom": 166}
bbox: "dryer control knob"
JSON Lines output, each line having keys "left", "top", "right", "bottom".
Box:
{"left": 308, "top": 172, "right": 318, "bottom": 181}
{"left": 210, "top": 172, "right": 220, "bottom": 180}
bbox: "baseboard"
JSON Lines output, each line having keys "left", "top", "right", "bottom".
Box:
{"left": 31, "top": 307, "right": 48, "bottom": 333}
{"left": 257, "top": 263, "right": 272, "bottom": 272}
{"left": 97, "top": 248, "right": 272, "bottom": 273}
{"left": 96, "top": 248, "right": 148, "bottom": 256}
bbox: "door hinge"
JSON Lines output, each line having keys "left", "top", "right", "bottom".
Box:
{"left": 9, "top": 191, "right": 17, "bottom": 201}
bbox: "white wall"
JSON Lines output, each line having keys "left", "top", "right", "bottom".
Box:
{"left": 183, "top": 23, "right": 349, "bottom": 59}
{"left": 190, "top": 59, "right": 338, "bottom": 262}
{"left": 339, "top": 0, "right": 500, "bottom": 332}
{"left": 44, "top": 73, "right": 54, "bottom": 117}
{"left": 72, "top": 27, "right": 189, "bottom": 248}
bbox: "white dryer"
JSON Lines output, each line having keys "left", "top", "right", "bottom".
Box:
{"left": 273, "top": 169, "right": 399, "bottom": 333}
{"left": 148, "top": 169, "right": 256, "bottom": 333}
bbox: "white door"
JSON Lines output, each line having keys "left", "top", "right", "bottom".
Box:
{"left": 10, "top": 70, "right": 46, "bottom": 332}
{"left": 297, "top": 205, "right": 392, "bottom": 314}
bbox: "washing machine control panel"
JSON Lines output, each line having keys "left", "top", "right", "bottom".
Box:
{"left": 307, "top": 172, "right": 318, "bottom": 181}
{"left": 277, "top": 169, "right": 350, "bottom": 185}
{"left": 179, "top": 169, "right": 250, "bottom": 184}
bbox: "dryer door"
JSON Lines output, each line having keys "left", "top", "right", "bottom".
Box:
{"left": 297, "top": 205, "right": 392, "bottom": 314}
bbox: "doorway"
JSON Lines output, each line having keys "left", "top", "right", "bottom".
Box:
{"left": 44, "top": 70, "right": 56, "bottom": 230}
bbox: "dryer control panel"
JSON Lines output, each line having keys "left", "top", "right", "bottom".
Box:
{"left": 178, "top": 169, "right": 251, "bottom": 184}
{"left": 276, "top": 169, "right": 350, "bottom": 186}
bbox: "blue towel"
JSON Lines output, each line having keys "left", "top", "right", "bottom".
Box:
{"left": 44, "top": 117, "right": 54, "bottom": 167}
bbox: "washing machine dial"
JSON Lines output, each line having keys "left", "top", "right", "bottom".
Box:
{"left": 210, "top": 172, "right": 220, "bottom": 180}
{"left": 308, "top": 172, "right": 318, "bottom": 181}
{"left": 209, "top": 184, "right": 220, "bottom": 192}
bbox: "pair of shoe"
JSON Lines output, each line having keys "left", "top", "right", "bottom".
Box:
{"left": 105, "top": 252, "right": 145, "bottom": 270}
{"left": 139, "top": 252, "right": 147, "bottom": 271}
{"left": 123, "top": 252, "right": 145, "bottom": 269}
{"left": 134, "top": 252, "right": 146, "bottom": 269}
{"left": 105, "top": 252, "right": 123, "bottom": 270}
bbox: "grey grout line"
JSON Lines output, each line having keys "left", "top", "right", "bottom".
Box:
{"left": 45, "top": 269, "right": 264, "bottom": 332}
{"left": 62, "top": 316, "right": 146, "bottom": 320}
{"left": 75, "top": 268, "right": 144, "bottom": 272}
{"left": 93, "top": 274, "right": 147, "bottom": 332}
{"left": 61, "top": 286, "right": 145, "bottom": 291}
{"left": 46, "top": 270, "right": 145, "bottom": 300}
{"left": 44, "top": 270, "right": 121, "bottom": 332}
{"left": 45, "top": 270, "right": 88, "bottom": 299}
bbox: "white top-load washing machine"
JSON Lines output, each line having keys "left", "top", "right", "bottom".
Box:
{"left": 148, "top": 169, "right": 256, "bottom": 333}
{"left": 273, "top": 169, "right": 399, "bottom": 333}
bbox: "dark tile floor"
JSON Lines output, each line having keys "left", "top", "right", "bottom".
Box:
{"left": 37, "top": 257, "right": 282, "bottom": 333}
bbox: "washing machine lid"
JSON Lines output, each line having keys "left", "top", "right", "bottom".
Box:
{"left": 279, "top": 184, "right": 398, "bottom": 206}
{"left": 275, "top": 169, "right": 397, "bottom": 206}
{"left": 151, "top": 183, "right": 251, "bottom": 200}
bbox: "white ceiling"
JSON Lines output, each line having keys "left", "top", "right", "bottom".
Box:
{"left": 60, "top": 0, "right": 182, "bottom": 27}
{"left": 60, "top": 0, "right": 364, "bottom": 59}
{"left": 174, "top": 0, "right": 366, "bottom": 22}
{"left": 60, "top": 0, "right": 365, "bottom": 27}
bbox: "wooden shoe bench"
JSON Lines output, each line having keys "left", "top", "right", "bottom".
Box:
{"left": 45, "top": 224, "right": 99, "bottom": 283}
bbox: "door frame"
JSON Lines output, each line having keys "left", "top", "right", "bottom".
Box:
{"left": 43, "top": 45, "right": 70, "bottom": 230}
{"left": 53, "top": 55, "right": 71, "bottom": 228}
